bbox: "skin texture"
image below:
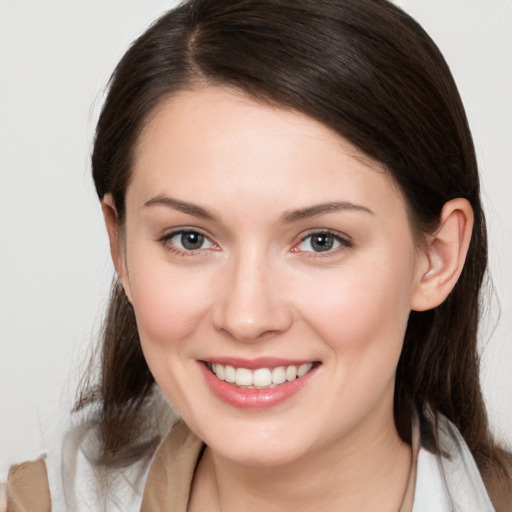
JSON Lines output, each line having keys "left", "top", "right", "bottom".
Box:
{"left": 102, "top": 87, "right": 473, "bottom": 512}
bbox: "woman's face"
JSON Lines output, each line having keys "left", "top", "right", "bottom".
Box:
{"left": 116, "top": 87, "right": 428, "bottom": 466}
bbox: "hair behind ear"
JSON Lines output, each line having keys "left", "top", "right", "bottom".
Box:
{"left": 75, "top": 279, "right": 157, "bottom": 465}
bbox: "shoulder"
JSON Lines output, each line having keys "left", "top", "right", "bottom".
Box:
{"left": 141, "top": 420, "right": 204, "bottom": 511}
{"left": 5, "top": 458, "right": 51, "bottom": 512}
{"left": 2, "top": 391, "right": 180, "bottom": 512}
{"left": 2, "top": 420, "right": 153, "bottom": 512}
{"left": 481, "top": 452, "right": 512, "bottom": 512}
{"left": 47, "top": 405, "right": 176, "bottom": 511}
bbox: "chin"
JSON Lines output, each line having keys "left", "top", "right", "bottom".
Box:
{"left": 203, "top": 426, "right": 316, "bottom": 467}
{"left": 221, "top": 446, "right": 306, "bottom": 468}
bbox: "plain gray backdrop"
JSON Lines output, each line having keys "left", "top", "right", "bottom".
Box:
{"left": 1, "top": 0, "right": 511, "bottom": 474}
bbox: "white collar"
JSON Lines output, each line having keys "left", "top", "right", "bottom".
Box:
{"left": 412, "top": 414, "right": 494, "bottom": 512}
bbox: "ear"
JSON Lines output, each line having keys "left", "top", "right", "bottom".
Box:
{"left": 411, "top": 198, "right": 474, "bottom": 312}
{"left": 101, "top": 194, "right": 133, "bottom": 303}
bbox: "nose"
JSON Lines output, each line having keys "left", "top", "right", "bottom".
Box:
{"left": 212, "top": 251, "right": 293, "bottom": 342}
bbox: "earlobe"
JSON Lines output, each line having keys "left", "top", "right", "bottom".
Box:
{"left": 411, "top": 198, "right": 474, "bottom": 312}
{"left": 101, "top": 194, "right": 133, "bottom": 303}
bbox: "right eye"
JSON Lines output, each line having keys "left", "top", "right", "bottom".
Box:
{"left": 159, "top": 229, "right": 217, "bottom": 255}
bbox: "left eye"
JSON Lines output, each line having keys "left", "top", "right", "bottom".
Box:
{"left": 165, "top": 230, "right": 215, "bottom": 251}
{"left": 295, "top": 232, "right": 350, "bottom": 253}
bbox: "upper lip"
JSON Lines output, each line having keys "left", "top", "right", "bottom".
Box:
{"left": 201, "top": 357, "right": 319, "bottom": 370}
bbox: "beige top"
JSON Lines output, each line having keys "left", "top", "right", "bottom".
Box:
{"left": 6, "top": 420, "right": 417, "bottom": 512}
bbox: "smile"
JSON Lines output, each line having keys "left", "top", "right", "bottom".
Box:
{"left": 200, "top": 359, "right": 320, "bottom": 409}
{"left": 207, "top": 362, "right": 314, "bottom": 389}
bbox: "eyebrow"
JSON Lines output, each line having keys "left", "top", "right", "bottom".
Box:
{"left": 280, "top": 202, "right": 374, "bottom": 223}
{"left": 143, "top": 196, "right": 373, "bottom": 223}
{"left": 143, "top": 196, "right": 219, "bottom": 221}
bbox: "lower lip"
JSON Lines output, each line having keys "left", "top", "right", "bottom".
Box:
{"left": 199, "top": 362, "right": 318, "bottom": 409}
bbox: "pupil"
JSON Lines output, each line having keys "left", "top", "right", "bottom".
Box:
{"left": 181, "top": 232, "right": 204, "bottom": 250}
{"left": 312, "top": 234, "right": 333, "bottom": 252}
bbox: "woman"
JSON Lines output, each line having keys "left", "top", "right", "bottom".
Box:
{"left": 5, "top": 0, "right": 511, "bottom": 510}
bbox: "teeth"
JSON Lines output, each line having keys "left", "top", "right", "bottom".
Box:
{"left": 224, "top": 365, "right": 236, "bottom": 383}
{"left": 235, "top": 367, "right": 253, "bottom": 386}
{"left": 213, "top": 363, "right": 225, "bottom": 380}
{"left": 285, "top": 365, "right": 297, "bottom": 381}
{"left": 297, "top": 363, "right": 311, "bottom": 377}
{"left": 253, "top": 368, "right": 272, "bottom": 387}
{"left": 271, "top": 366, "right": 286, "bottom": 385}
{"left": 210, "top": 362, "right": 314, "bottom": 388}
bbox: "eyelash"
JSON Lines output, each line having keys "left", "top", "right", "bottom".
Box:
{"left": 158, "top": 229, "right": 352, "bottom": 257}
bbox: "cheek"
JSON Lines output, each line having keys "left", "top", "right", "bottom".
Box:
{"left": 127, "top": 259, "right": 213, "bottom": 356}
{"left": 127, "top": 261, "right": 216, "bottom": 412}
{"left": 298, "top": 254, "right": 414, "bottom": 361}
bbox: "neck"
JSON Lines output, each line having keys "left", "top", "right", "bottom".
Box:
{"left": 189, "top": 405, "right": 412, "bottom": 512}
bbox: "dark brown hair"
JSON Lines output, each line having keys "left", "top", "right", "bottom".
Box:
{"left": 78, "top": 0, "right": 509, "bottom": 490}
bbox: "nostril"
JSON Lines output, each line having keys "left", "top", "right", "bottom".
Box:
{"left": 213, "top": 305, "right": 293, "bottom": 343}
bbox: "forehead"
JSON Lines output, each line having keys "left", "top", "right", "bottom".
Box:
{"left": 128, "top": 86, "right": 407, "bottom": 224}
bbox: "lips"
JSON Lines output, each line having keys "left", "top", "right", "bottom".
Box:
{"left": 199, "top": 358, "right": 319, "bottom": 409}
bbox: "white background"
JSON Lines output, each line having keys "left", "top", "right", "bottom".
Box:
{"left": 1, "top": 0, "right": 511, "bottom": 474}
